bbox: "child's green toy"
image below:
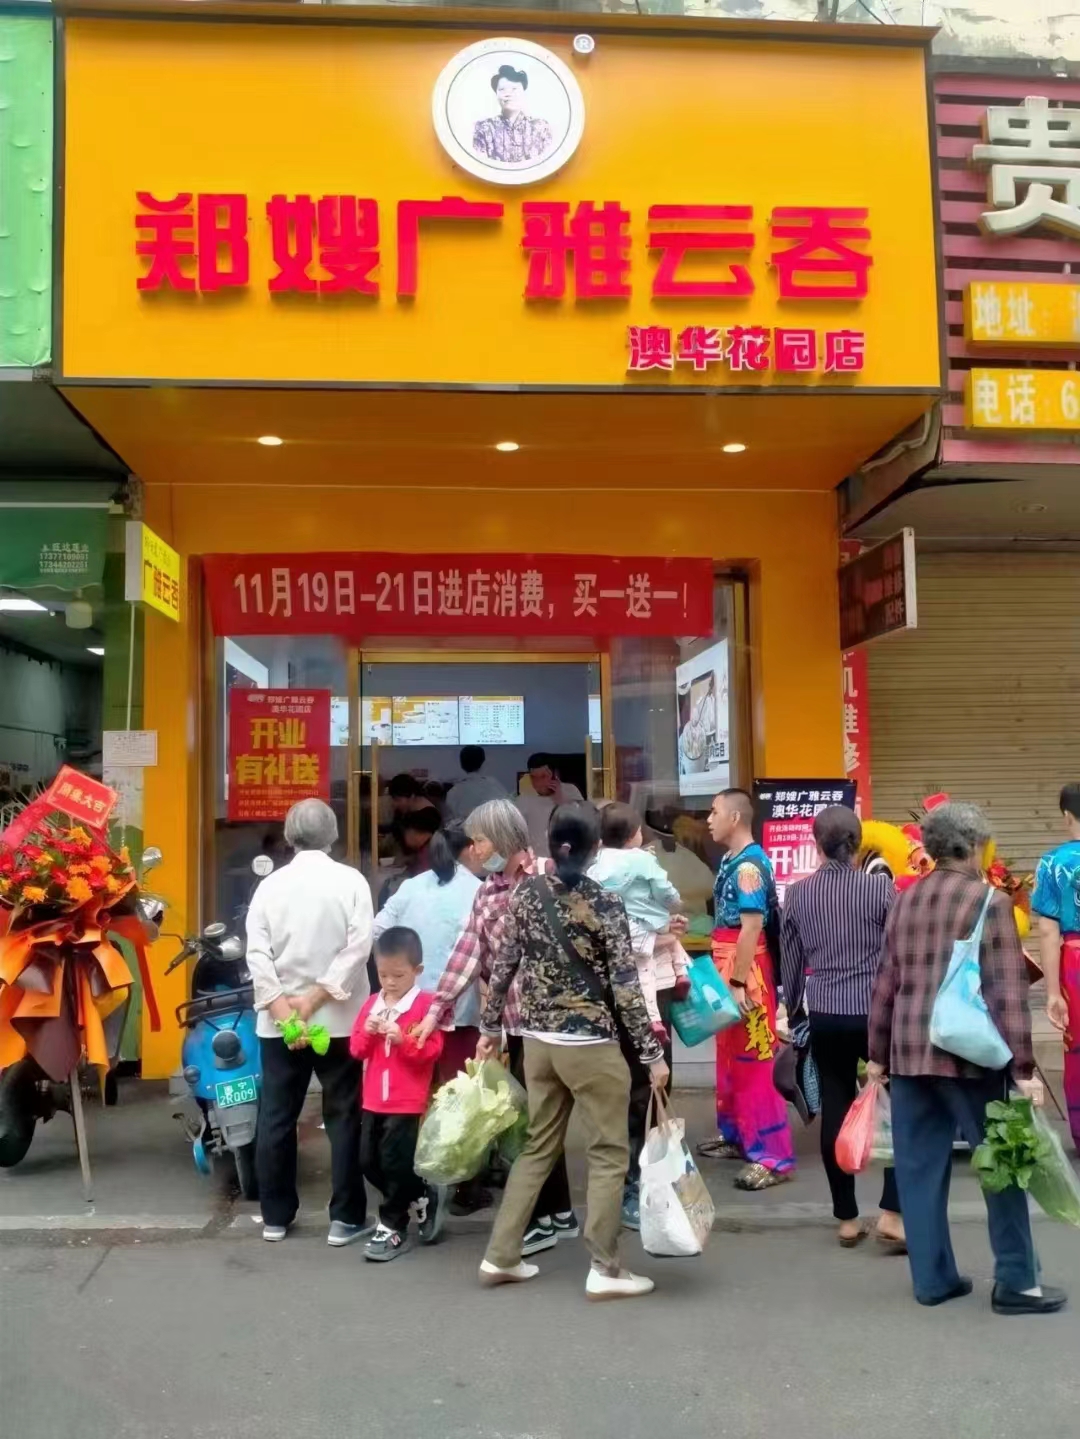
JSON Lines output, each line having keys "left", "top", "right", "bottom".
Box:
{"left": 276, "top": 1011, "right": 331, "bottom": 1056}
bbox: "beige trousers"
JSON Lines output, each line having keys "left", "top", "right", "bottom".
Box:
{"left": 485, "top": 1038, "right": 631, "bottom": 1274}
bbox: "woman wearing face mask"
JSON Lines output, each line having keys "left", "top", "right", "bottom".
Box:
{"left": 412, "top": 798, "right": 577, "bottom": 1255}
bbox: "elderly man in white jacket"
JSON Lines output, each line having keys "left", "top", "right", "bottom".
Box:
{"left": 245, "top": 798, "right": 374, "bottom": 1245}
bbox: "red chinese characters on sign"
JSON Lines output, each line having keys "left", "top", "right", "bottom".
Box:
{"left": 627, "top": 326, "right": 865, "bottom": 375}
{"left": 42, "top": 765, "right": 119, "bottom": 832}
{"left": 228, "top": 690, "right": 330, "bottom": 822}
{"left": 135, "top": 195, "right": 872, "bottom": 302}
{"left": 203, "top": 554, "right": 714, "bottom": 639}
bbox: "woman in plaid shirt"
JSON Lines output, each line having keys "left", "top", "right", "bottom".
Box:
{"left": 867, "top": 802, "right": 1065, "bottom": 1316}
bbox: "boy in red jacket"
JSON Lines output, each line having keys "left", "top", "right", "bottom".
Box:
{"left": 349, "top": 926, "right": 446, "bottom": 1262}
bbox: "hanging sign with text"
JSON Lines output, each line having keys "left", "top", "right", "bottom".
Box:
{"left": 754, "top": 778, "right": 856, "bottom": 898}
{"left": 838, "top": 529, "right": 916, "bottom": 650}
{"left": 227, "top": 690, "right": 331, "bottom": 822}
{"left": 204, "top": 554, "right": 714, "bottom": 639}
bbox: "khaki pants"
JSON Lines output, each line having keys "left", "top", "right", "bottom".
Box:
{"left": 485, "top": 1039, "right": 631, "bottom": 1274}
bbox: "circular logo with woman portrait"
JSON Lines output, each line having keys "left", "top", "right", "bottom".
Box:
{"left": 432, "top": 37, "right": 585, "bottom": 187}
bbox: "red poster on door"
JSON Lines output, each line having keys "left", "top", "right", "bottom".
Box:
{"left": 227, "top": 690, "right": 331, "bottom": 822}
{"left": 203, "top": 553, "right": 714, "bottom": 639}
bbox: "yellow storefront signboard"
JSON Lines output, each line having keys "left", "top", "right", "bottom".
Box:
{"left": 61, "top": 19, "right": 940, "bottom": 391}
{"left": 966, "top": 369, "right": 1080, "bottom": 431}
{"left": 965, "top": 282, "right": 1080, "bottom": 346}
{"left": 125, "top": 521, "right": 181, "bottom": 621}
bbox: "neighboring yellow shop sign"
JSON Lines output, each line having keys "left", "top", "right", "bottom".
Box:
{"left": 61, "top": 18, "right": 941, "bottom": 391}
{"left": 965, "top": 281, "right": 1080, "bottom": 345}
{"left": 966, "top": 369, "right": 1080, "bottom": 431}
{"left": 125, "top": 520, "right": 181, "bottom": 621}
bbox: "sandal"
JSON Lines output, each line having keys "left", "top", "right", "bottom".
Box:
{"left": 733, "top": 1162, "right": 792, "bottom": 1191}
{"left": 696, "top": 1137, "right": 742, "bottom": 1160}
{"left": 838, "top": 1224, "right": 868, "bottom": 1249}
{"left": 875, "top": 1232, "right": 908, "bottom": 1256}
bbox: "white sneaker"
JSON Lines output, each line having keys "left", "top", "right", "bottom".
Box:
{"left": 262, "top": 1224, "right": 288, "bottom": 1242}
{"left": 479, "top": 1259, "right": 540, "bottom": 1288}
{"left": 585, "top": 1268, "right": 655, "bottom": 1302}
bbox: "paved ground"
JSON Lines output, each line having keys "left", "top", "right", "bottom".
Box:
{"left": 4, "top": 1219, "right": 1080, "bottom": 1439}
{"left": 0, "top": 1077, "right": 1012, "bottom": 1231}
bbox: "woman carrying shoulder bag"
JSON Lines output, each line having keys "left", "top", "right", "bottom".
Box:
{"left": 476, "top": 804, "right": 669, "bottom": 1302}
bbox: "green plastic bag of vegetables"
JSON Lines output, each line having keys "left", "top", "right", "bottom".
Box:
{"left": 972, "top": 1097, "right": 1080, "bottom": 1228}
{"left": 414, "top": 1058, "right": 527, "bottom": 1186}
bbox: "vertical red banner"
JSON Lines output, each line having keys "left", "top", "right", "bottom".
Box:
{"left": 227, "top": 689, "right": 331, "bottom": 822}
{"left": 839, "top": 540, "right": 873, "bottom": 817}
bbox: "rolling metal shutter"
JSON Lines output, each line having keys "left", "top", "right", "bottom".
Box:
{"left": 867, "top": 552, "right": 1080, "bottom": 873}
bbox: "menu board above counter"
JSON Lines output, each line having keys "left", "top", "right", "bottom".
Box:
{"left": 459, "top": 696, "right": 525, "bottom": 747}
{"left": 392, "top": 696, "right": 460, "bottom": 747}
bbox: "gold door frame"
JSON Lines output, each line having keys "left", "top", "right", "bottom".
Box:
{"left": 346, "top": 648, "right": 613, "bottom": 868}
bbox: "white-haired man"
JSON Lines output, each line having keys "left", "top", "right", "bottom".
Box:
{"left": 246, "top": 798, "right": 373, "bottom": 1246}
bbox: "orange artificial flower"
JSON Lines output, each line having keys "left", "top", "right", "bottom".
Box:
{"left": 105, "top": 875, "right": 124, "bottom": 895}
{"left": 65, "top": 876, "right": 94, "bottom": 904}
{"left": 69, "top": 863, "right": 91, "bottom": 877}
{"left": 20, "top": 885, "right": 47, "bottom": 903}
{"left": 90, "top": 855, "right": 112, "bottom": 874}
{"left": 119, "top": 845, "right": 132, "bottom": 866}
{"left": 68, "top": 826, "right": 93, "bottom": 848}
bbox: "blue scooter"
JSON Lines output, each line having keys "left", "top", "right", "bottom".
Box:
{"left": 169, "top": 919, "right": 261, "bottom": 1198}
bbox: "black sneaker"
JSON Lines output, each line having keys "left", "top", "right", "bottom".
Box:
{"left": 449, "top": 1181, "right": 494, "bottom": 1216}
{"left": 521, "top": 1218, "right": 558, "bottom": 1256}
{"left": 992, "top": 1284, "right": 1067, "bottom": 1316}
{"left": 417, "top": 1184, "right": 449, "bottom": 1246}
{"left": 364, "top": 1224, "right": 411, "bottom": 1263}
{"left": 552, "top": 1209, "right": 580, "bottom": 1240}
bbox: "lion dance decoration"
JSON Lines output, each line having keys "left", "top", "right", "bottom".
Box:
{"left": 856, "top": 791, "right": 1033, "bottom": 943}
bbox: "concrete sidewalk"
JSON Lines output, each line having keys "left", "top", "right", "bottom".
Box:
{"left": 4, "top": 1073, "right": 1068, "bottom": 1238}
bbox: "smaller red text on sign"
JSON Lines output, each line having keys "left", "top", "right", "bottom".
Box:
{"left": 227, "top": 690, "right": 331, "bottom": 822}
{"left": 626, "top": 325, "right": 865, "bottom": 374}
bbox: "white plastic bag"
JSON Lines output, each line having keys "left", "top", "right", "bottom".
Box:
{"left": 639, "top": 1093, "right": 715, "bottom": 1258}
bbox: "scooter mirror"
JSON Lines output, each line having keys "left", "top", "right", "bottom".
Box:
{"left": 251, "top": 855, "right": 274, "bottom": 878}
{"left": 202, "top": 921, "right": 227, "bottom": 940}
{"left": 141, "top": 846, "right": 163, "bottom": 872}
{"left": 220, "top": 936, "right": 245, "bottom": 960}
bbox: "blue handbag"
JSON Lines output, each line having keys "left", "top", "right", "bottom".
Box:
{"left": 929, "top": 885, "right": 1013, "bottom": 1070}
{"left": 670, "top": 953, "right": 741, "bottom": 1048}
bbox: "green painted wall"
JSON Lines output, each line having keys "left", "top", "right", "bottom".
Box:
{"left": 0, "top": 15, "right": 52, "bottom": 368}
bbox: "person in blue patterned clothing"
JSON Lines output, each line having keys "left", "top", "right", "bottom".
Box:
{"left": 1032, "top": 782, "right": 1080, "bottom": 1151}
{"left": 696, "top": 788, "right": 795, "bottom": 1189}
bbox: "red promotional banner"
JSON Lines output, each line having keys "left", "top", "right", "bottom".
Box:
{"left": 204, "top": 554, "right": 714, "bottom": 639}
{"left": 753, "top": 778, "right": 856, "bottom": 899}
{"left": 842, "top": 648, "right": 873, "bottom": 818}
{"left": 227, "top": 690, "right": 331, "bottom": 822}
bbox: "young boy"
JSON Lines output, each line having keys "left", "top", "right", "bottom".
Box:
{"left": 349, "top": 926, "right": 446, "bottom": 1262}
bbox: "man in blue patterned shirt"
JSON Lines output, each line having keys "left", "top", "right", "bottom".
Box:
{"left": 696, "top": 788, "right": 795, "bottom": 1188}
{"left": 1032, "top": 782, "right": 1080, "bottom": 1150}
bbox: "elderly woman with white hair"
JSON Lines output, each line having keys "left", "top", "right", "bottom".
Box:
{"left": 868, "top": 801, "right": 1065, "bottom": 1316}
{"left": 413, "top": 796, "right": 578, "bottom": 1253}
{"left": 246, "top": 798, "right": 374, "bottom": 1246}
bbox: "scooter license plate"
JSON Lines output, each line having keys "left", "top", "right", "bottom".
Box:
{"left": 215, "top": 1075, "right": 257, "bottom": 1108}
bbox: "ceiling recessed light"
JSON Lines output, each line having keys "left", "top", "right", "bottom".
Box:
{"left": 494, "top": 441, "right": 520, "bottom": 453}
{"left": 722, "top": 442, "right": 747, "bottom": 454}
{"left": 86, "top": 646, "right": 105, "bottom": 657}
{"left": 257, "top": 435, "right": 284, "bottom": 447}
{"left": 1016, "top": 502, "right": 1047, "bottom": 514}
{"left": 0, "top": 596, "right": 47, "bottom": 612}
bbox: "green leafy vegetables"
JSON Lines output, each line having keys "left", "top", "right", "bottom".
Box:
{"left": 414, "top": 1058, "right": 528, "bottom": 1186}
{"left": 972, "top": 1098, "right": 1080, "bottom": 1227}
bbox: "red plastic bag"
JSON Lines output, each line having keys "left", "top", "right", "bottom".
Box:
{"left": 835, "top": 1081, "right": 883, "bottom": 1175}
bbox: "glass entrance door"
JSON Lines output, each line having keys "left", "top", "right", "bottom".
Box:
{"left": 347, "top": 651, "right": 610, "bottom": 884}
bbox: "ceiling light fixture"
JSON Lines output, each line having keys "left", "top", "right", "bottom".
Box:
{"left": 1016, "top": 502, "right": 1047, "bottom": 514}
{"left": 257, "top": 435, "right": 284, "bottom": 447}
{"left": 495, "top": 441, "right": 520, "bottom": 453}
{"left": 87, "top": 647, "right": 105, "bottom": 657}
{"left": 722, "top": 442, "right": 747, "bottom": 454}
{"left": 0, "top": 596, "right": 47, "bottom": 612}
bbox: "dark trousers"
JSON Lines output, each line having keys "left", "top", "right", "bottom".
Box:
{"left": 891, "top": 1073, "right": 1039, "bottom": 1302}
{"left": 622, "top": 989, "right": 673, "bottom": 1187}
{"left": 256, "top": 1037, "right": 366, "bottom": 1229}
{"left": 506, "top": 1034, "right": 573, "bottom": 1222}
{"left": 360, "top": 1111, "right": 425, "bottom": 1232}
{"left": 809, "top": 1012, "right": 900, "bottom": 1221}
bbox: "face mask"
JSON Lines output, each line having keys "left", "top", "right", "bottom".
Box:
{"left": 482, "top": 852, "right": 507, "bottom": 874}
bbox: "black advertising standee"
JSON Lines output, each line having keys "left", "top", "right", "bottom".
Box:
{"left": 838, "top": 527, "right": 917, "bottom": 650}
{"left": 753, "top": 778, "right": 856, "bottom": 899}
